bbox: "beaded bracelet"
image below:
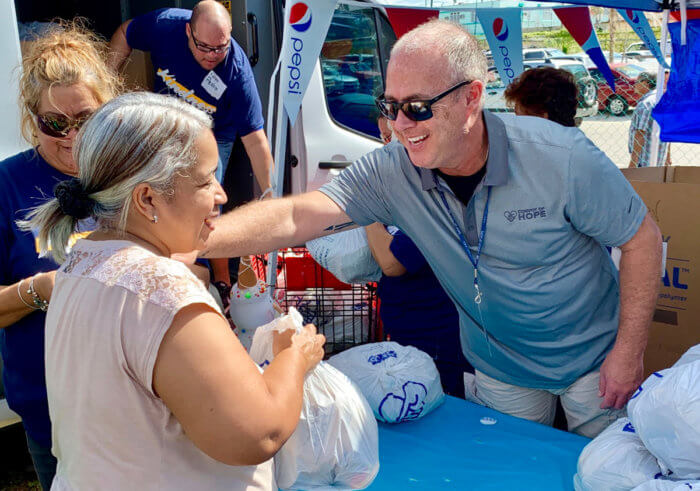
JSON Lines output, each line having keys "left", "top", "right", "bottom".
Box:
{"left": 28, "top": 276, "right": 50, "bottom": 312}
{"left": 17, "top": 276, "right": 49, "bottom": 312}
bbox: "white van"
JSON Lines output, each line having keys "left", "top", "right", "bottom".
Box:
{"left": 0, "top": 0, "right": 396, "bottom": 428}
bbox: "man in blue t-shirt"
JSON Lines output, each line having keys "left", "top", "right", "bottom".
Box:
{"left": 109, "top": 0, "right": 273, "bottom": 300}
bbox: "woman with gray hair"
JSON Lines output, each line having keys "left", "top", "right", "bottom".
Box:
{"left": 22, "top": 92, "right": 325, "bottom": 490}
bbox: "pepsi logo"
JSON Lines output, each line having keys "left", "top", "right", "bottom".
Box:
{"left": 289, "top": 2, "right": 312, "bottom": 33}
{"left": 626, "top": 9, "right": 640, "bottom": 23}
{"left": 493, "top": 18, "right": 509, "bottom": 42}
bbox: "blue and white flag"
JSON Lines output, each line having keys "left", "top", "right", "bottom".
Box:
{"left": 617, "top": 9, "right": 670, "bottom": 69}
{"left": 477, "top": 8, "right": 524, "bottom": 88}
{"left": 279, "top": 0, "right": 337, "bottom": 125}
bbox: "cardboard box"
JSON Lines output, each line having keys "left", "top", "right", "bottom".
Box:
{"left": 621, "top": 166, "right": 668, "bottom": 183}
{"left": 667, "top": 166, "right": 700, "bottom": 185}
{"left": 622, "top": 167, "right": 700, "bottom": 375}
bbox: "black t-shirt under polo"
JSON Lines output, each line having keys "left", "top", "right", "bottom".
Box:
{"left": 435, "top": 164, "right": 487, "bottom": 206}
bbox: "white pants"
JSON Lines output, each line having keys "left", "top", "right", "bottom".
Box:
{"left": 472, "top": 370, "right": 625, "bottom": 438}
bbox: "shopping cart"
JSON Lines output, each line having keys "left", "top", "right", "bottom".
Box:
{"left": 252, "top": 248, "right": 380, "bottom": 356}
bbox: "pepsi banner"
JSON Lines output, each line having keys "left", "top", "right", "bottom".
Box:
{"left": 279, "top": 0, "right": 337, "bottom": 125}
{"left": 618, "top": 9, "right": 670, "bottom": 69}
{"left": 477, "top": 8, "right": 523, "bottom": 88}
{"left": 554, "top": 6, "right": 615, "bottom": 92}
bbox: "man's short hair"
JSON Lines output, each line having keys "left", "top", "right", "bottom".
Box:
{"left": 391, "top": 19, "right": 488, "bottom": 88}
{"left": 504, "top": 66, "right": 578, "bottom": 127}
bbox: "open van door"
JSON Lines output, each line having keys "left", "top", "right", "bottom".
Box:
{"left": 285, "top": 1, "right": 397, "bottom": 194}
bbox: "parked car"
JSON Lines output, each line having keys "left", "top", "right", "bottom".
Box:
{"left": 624, "top": 41, "right": 671, "bottom": 60}
{"left": 623, "top": 41, "right": 672, "bottom": 73}
{"left": 604, "top": 52, "right": 624, "bottom": 64}
{"left": 322, "top": 63, "right": 360, "bottom": 96}
{"left": 588, "top": 63, "right": 649, "bottom": 116}
{"left": 522, "top": 47, "right": 567, "bottom": 61}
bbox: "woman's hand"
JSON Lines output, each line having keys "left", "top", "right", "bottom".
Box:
{"left": 33, "top": 271, "right": 56, "bottom": 302}
{"left": 273, "top": 324, "right": 325, "bottom": 372}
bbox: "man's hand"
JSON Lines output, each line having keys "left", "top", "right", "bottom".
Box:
{"left": 598, "top": 347, "right": 644, "bottom": 410}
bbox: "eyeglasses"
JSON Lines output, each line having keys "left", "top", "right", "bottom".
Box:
{"left": 190, "top": 28, "right": 230, "bottom": 54}
{"left": 375, "top": 80, "right": 472, "bottom": 122}
{"left": 36, "top": 113, "right": 92, "bottom": 138}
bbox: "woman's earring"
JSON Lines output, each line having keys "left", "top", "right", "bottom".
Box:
{"left": 152, "top": 215, "right": 158, "bottom": 224}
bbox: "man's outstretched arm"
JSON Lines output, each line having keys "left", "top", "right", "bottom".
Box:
{"left": 202, "top": 191, "right": 354, "bottom": 259}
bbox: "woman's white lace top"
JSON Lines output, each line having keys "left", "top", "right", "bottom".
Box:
{"left": 46, "top": 239, "right": 274, "bottom": 491}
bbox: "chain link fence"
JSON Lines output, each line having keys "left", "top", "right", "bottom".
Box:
{"left": 481, "top": 31, "right": 699, "bottom": 169}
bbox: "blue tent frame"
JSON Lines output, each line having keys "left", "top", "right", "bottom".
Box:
{"left": 533, "top": 0, "right": 700, "bottom": 12}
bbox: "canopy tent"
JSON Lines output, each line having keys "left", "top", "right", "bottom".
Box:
{"left": 529, "top": 0, "right": 700, "bottom": 12}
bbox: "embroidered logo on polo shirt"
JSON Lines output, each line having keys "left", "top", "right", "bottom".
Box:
{"left": 504, "top": 207, "right": 547, "bottom": 222}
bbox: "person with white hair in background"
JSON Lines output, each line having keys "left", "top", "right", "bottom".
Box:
{"left": 22, "top": 92, "right": 324, "bottom": 490}
{"left": 201, "top": 19, "right": 662, "bottom": 438}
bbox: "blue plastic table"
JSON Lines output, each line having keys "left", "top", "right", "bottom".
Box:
{"left": 367, "top": 396, "right": 590, "bottom": 490}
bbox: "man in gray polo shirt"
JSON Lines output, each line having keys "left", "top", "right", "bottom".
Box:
{"left": 203, "top": 20, "right": 662, "bottom": 437}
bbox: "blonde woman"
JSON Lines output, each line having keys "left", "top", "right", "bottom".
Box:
{"left": 0, "top": 23, "right": 121, "bottom": 489}
{"left": 22, "top": 92, "right": 324, "bottom": 490}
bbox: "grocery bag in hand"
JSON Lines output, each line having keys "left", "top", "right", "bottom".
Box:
{"left": 628, "top": 351, "right": 700, "bottom": 479}
{"left": 328, "top": 341, "right": 444, "bottom": 423}
{"left": 306, "top": 228, "right": 382, "bottom": 284}
{"left": 573, "top": 418, "right": 663, "bottom": 491}
{"left": 249, "top": 308, "right": 379, "bottom": 490}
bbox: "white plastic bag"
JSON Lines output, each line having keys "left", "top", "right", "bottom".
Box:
{"left": 572, "top": 417, "right": 663, "bottom": 491}
{"left": 628, "top": 359, "right": 700, "bottom": 479}
{"left": 328, "top": 341, "right": 444, "bottom": 423}
{"left": 632, "top": 480, "right": 700, "bottom": 490}
{"left": 249, "top": 308, "right": 379, "bottom": 490}
{"left": 306, "top": 228, "right": 382, "bottom": 284}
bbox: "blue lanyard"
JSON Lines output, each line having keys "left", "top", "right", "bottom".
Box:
{"left": 434, "top": 174, "right": 492, "bottom": 304}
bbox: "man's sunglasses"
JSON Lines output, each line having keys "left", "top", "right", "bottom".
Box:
{"left": 375, "top": 80, "right": 472, "bottom": 122}
{"left": 190, "top": 28, "right": 230, "bottom": 54}
{"left": 36, "top": 113, "right": 92, "bottom": 138}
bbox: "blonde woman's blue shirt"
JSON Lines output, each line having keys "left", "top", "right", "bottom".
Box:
{"left": 0, "top": 150, "right": 92, "bottom": 447}
{"left": 320, "top": 111, "right": 648, "bottom": 389}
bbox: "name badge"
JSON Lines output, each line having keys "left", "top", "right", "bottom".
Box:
{"left": 201, "top": 70, "right": 227, "bottom": 100}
